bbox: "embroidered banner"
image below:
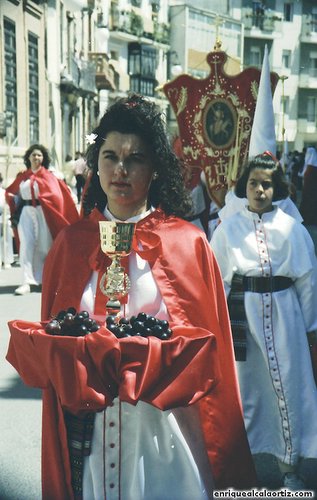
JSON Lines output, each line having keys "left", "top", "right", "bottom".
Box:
{"left": 164, "top": 51, "right": 279, "bottom": 204}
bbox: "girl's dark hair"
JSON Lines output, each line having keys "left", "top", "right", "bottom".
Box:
{"left": 23, "top": 144, "right": 50, "bottom": 169}
{"left": 83, "top": 93, "right": 192, "bottom": 218}
{"left": 235, "top": 152, "right": 290, "bottom": 201}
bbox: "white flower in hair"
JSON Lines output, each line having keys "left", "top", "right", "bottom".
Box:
{"left": 85, "top": 133, "right": 98, "bottom": 145}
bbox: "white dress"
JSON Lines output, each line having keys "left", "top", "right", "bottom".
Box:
{"left": 81, "top": 208, "right": 214, "bottom": 500}
{"left": 18, "top": 179, "right": 52, "bottom": 285}
{"left": 211, "top": 206, "right": 317, "bottom": 465}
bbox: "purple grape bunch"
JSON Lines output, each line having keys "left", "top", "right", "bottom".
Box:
{"left": 106, "top": 312, "right": 173, "bottom": 340}
{"left": 45, "top": 307, "right": 100, "bottom": 337}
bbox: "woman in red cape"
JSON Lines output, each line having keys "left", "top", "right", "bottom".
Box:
{"left": 5, "top": 144, "right": 79, "bottom": 294}
{"left": 7, "top": 95, "right": 256, "bottom": 500}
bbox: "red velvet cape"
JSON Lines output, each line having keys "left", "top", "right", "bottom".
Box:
{"left": 7, "top": 208, "right": 257, "bottom": 499}
{"left": 5, "top": 167, "right": 79, "bottom": 238}
{"left": 299, "top": 165, "right": 317, "bottom": 226}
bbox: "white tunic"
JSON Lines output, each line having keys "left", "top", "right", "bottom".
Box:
{"left": 18, "top": 179, "right": 52, "bottom": 285}
{"left": 218, "top": 189, "right": 303, "bottom": 223}
{"left": 211, "top": 206, "right": 317, "bottom": 465}
{"left": 81, "top": 208, "right": 213, "bottom": 500}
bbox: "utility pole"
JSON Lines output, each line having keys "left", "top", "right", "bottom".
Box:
{"left": 280, "top": 75, "right": 288, "bottom": 170}
{"left": 2, "top": 113, "right": 18, "bottom": 266}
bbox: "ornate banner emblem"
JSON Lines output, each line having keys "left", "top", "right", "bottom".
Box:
{"left": 163, "top": 51, "right": 279, "bottom": 205}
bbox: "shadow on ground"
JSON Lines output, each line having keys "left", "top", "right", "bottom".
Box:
{"left": 0, "top": 285, "right": 42, "bottom": 294}
{"left": 0, "top": 285, "right": 17, "bottom": 294}
{"left": 0, "top": 375, "right": 41, "bottom": 399}
{"left": 254, "top": 453, "right": 317, "bottom": 493}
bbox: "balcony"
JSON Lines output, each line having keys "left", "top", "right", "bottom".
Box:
{"left": 298, "top": 71, "right": 317, "bottom": 89}
{"left": 109, "top": 4, "right": 169, "bottom": 45}
{"left": 60, "top": 55, "right": 97, "bottom": 95}
{"left": 60, "top": 56, "right": 80, "bottom": 91}
{"left": 297, "top": 118, "right": 317, "bottom": 135}
{"left": 301, "top": 15, "right": 317, "bottom": 42}
{"left": 79, "top": 60, "right": 97, "bottom": 95}
{"left": 242, "top": 7, "right": 282, "bottom": 36}
{"left": 153, "top": 20, "right": 169, "bottom": 44}
{"left": 89, "top": 53, "right": 116, "bottom": 91}
{"left": 110, "top": 5, "right": 143, "bottom": 35}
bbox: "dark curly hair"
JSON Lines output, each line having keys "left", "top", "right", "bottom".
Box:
{"left": 23, "top": 144, "right": 51, "bottom": 169}
{"left": 235, "top": 152, "right": 290, "bottom": 201}
{"left": 83, "top": 93, "right": 193, "bottom": 218}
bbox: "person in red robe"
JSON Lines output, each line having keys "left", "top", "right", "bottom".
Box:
{"left": 299, "top": 146, "right": 317, "bottom": 227}
{"left": 5, "top": 144, "right": 79, "bottom": 294}
{"left": 7, "top": 94, "right": 256, "bottom": 499}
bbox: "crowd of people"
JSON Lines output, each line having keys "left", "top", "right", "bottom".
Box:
{"left": 3, "top": 93, "right": 317, "bottom": 499}
{"left": 284, "top": 146, "right": 317, "bottom": 248}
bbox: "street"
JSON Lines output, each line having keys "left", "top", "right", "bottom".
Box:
{"left": 0, "top": 265, "right": 41, "bottom": 500}
{"left": 0, "top": 263, "right": 317, "bottom": 499}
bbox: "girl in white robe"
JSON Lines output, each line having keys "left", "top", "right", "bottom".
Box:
{"left": 211, "top": 152, "right": 317, "bottom": 490}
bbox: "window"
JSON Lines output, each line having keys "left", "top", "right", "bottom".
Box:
{"left": 312, "top": 8, "right": 317, "bottom": 34}
{"left": 110, "top": 1, "right": 120, "bottom": 30}
{"left": 309, "top": 52, "right": 317, "bottom": 78}
{"left": 190, "top": 69, "right": 207, "bottom": 79}
{"left": 151, "top": 0, "right": 160, "bottom": 14}
{"left": 249, "top": 47, "right": 261, "bottom": 67}
{"left": 189, "top": 10, "right": 211, "bottom": 24}
{"left": 129, "top": 48, "right": 141, "bottom": 75}
{"left": 307, "top": 97, "right": 317, "bottom": 122}
{"left": 282, "top": 50, "right": 291, "bottom": 69}
{"left": 128, "top": 43, "right": 157, "bottom": 97}
{"left": 3, "top": 18, "right": 17, "bottom": 138}
{"left": 284, "top": 3, "right": 293, "bottom": 22}
{"left": 252, "top": 2, "right": 265, "bottom": 29}
{"left": 110, "top": 50, "right": 119, "bottom": 61}
{"left": 28, "top": 33, "right": 39, "bottom": 143}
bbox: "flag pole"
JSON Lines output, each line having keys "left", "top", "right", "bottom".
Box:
{"left": 279, "top": 75, "right": 289, "bottom": 170}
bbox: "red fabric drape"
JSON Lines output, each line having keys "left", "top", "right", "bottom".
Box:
{"left": 5, "top": 167, "right": 79, "bottom": 239}
{"left": 299, "top": 165, "right": 317, "bottom": 226}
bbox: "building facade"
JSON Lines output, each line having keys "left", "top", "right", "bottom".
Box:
{"left": 0, "top": 0, "right": 48, "bottom": 179}
{"left": 0, "top": 0, "right": 117, "bottom": 181}
{"left": 168, "top": 0, "right": 317, "bottom": 152}
{"left": 0, "top": 0, "right": 172, "bottom": 182}
{"left": 97, "top": 0, "right": 170, "bottom": 112}
{"left": 1, "top": 0, "right": 316, "bottom": 184}
{"left": 240, "top": 0, "right": 317, "bottom": 151}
